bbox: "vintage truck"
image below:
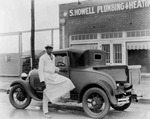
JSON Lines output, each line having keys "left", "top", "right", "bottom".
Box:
{"left": 9, "top": 48, "right": 141, "bottom": 119}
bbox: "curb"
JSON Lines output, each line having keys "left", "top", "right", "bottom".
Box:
{"left": 0, "top": 89, "right": 9, "bottom": 94}
{"left": 136, "top": 99, "right": 150, "bottom": 104}
{"left": 0, "top": 89, "right": 7, "bottom": 93}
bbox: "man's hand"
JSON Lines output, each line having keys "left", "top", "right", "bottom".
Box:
{"left": 41, "top": 81, "right": 46, "bottom": 90}
{"left": 55, "top": 67, "right": 60, "bottom": 73}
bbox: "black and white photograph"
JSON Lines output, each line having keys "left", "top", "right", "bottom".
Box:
{"left": 0, "top": 0, "right": 150, "bottom": 119}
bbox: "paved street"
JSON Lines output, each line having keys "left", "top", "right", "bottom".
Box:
{"left": 0, "top": 76, "right": 150, "bottom": 119}
{"left": 0, "top": 92, "right": 150, "bottom": 119}
{"left": 0, "top": 92, "right": 87, "bottom": 119}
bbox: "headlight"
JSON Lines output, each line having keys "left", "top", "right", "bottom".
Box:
{"left": 21, "top": 73, "right": 28, "bottom": 80}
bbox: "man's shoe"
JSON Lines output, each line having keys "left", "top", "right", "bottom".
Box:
{"left": 45, "top": 113, "right": 52, "bottom": 118}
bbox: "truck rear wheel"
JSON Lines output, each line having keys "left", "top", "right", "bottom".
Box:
{"left": 9, "top": 85, "right": 31, "bottom": 109}
{"left": 82, "top": 88, "right": 110, "bottom": 119}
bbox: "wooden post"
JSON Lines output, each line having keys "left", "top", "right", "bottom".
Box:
{"left": 31, "top": 0, "right": 35, "bottom": 69}
{"left": 51, "top": 29, "right": 53, "bottom": 46}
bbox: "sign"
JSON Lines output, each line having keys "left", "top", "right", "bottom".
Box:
{"left": 69, "top": 0, "right": 150, "bottom": 17}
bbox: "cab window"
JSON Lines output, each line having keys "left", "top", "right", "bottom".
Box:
{"left": 94, "top": 53, "right": 102, "bottom": 61}
{"left": 55, "top": 53, "right": 68, "bottom": 67}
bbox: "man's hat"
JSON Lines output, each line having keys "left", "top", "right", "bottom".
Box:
{"left": 45, "top": 44, "right": 53, "bottom": 49}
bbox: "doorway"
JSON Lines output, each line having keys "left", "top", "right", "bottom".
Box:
{"left": 128, "top": 50, "right": 150, "bottom": 73}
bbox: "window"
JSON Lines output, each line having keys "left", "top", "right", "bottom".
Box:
{"left": 110, "top": 33, "right": 113, "bottom": 38}
{"left": 70, "top": 34, "right": 97, "bottom": 41}
{"left": 5, "top": 56, "right": 11, "bottom": 62}
{"left": 71, "top": 36, "right": 75, "bottom": 40}
{"left": 94, "top": 53, "right": 102, "bottom": 60}
{"left": 86, "top": 34, "right": 90, "bottom": 39}
{"left": 106, "top": 34, "right": 109, "bottom": 38}
{"left": 82, "top": 35, "right": 85, "bottom": 40}
{"left": 101, "top": 32, "right": 122, "bottom": 39}
{"left": 113, "top": 44, "right": 122, "bottom": 63}
{"left": 146, "top": 30, "right": 150, "bottom": 36}
{"left": 136, "top": 31, "right": 140, "bottom": 36}
{"left": 94, "top": 34, "right": 97, "bottom": 39}
{"left": 101, "top": 34, "right": 105, "bottom": 39}
{"left": 141, "top": 31, "right": 145, "bottom": 36}
{"left": 102, "top": 44, "right": 110, "bottom": 63}
{"left": 55, "top": 53, "right": 68, "bottom": 67}
{"left": 131, "top": 32, "right": 136, "bottom": 37}
{"left": 127, "top": 32, "right": 131, "bottom": 37}
{"left": 75, "top": 36, "right": 78, "bottom": 40}
{"left": 90, "top": 34, "right": 93, "bottom": 39}
{"left": 114, "top": 33, "right": 117, "bottom": 38}
{"left": 79, "top": 35, "right": 82, "bottom": 40}
{"left": 119, "top": 33, "right": 122, "bottom": 38}
{"left": 127, "top": 30, "right": 150, "bottom": 37}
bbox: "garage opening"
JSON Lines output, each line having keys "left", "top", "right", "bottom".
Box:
{"left": 127, "top": 42, "right": 150, "bottom": 73}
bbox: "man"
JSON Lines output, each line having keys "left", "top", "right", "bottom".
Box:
{"left": 38, "top": 44, "right": 75, "bottom": 118}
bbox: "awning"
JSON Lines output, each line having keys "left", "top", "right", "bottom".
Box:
{"left": 127, "top": 42, "right": 150, "bottom": 50}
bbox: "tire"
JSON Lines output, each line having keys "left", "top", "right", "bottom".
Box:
{"left": 82, "top": 88, "right": 110, "bottom": 119}
{"left": 111, "top": 97, "right": 131, "bottom": 111}
{"left": 9, "top": 85, "right": 31, "bottom": 109}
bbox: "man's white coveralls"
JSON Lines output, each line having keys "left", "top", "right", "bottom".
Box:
{"left": 38, "top": 53, "right": 75, "bottom": 113}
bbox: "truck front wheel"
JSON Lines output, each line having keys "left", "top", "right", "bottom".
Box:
{"left": 9, "top": 85, "right": 31, "bottom": 109}
{"left": 82, "top": 88, "right": 110, "bottom": 119}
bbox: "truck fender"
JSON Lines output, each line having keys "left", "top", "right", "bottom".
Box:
{"left": 97, "top": 80, "right": 117, "bottom": 105}
{"left": 79, "top": 80, "right": 117, "bottom": 105}
{"left": 10, "top": 80, "right": 41, "bottom": 101}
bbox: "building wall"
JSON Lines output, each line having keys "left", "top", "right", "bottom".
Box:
{"left": 59, "top": 0, "right": 150, "bottom": 73}
{"left": 60, "top": 0, "right": 150, "bottom": 46}
{"left": 0, "top": 53, "right": 21, "bottom": 76}
{"left": 66, "top": 8, "right": 150, "bottom": 34}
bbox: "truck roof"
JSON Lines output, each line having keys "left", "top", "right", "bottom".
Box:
{"left": 53, "top": 47, "right": 106, "bottom": 67}
{"left": 53, "top": 47, "right": 105, "bottom": 54}
{"left": 53, "top": 47, "right": 84, "bottom": 54}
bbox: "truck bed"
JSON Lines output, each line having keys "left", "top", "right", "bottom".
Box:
{"left": 93, "top": 65, "right": 141, "bottom": 84}
{"left": 93, "top": 65, "right": 129, "bottom": 83}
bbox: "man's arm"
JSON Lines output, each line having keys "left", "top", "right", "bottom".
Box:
{"left": 38, "top": 57, "right": 45, "bottom": 82}
{"left": 53, "top": 55, "right": 60, "bottom": 73}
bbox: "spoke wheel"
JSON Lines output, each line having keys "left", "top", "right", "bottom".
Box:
{"left": 82, "top": 88, "right": 110, "bottom": 119}
{"left": 9, "top": 85, "right": 31, "bottom": 109}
